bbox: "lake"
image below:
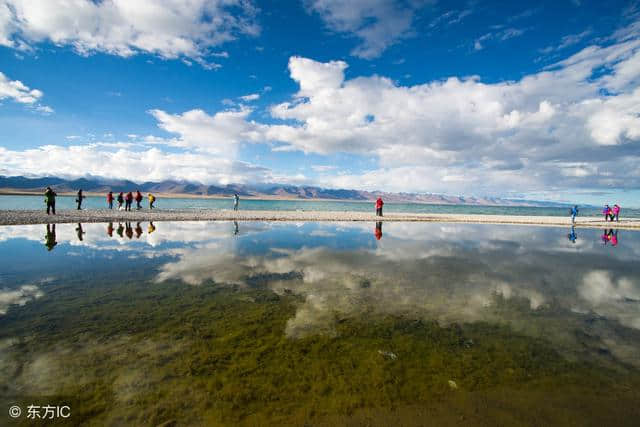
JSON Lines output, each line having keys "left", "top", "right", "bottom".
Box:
{"left": 2, "top": 194, "right": 640, "bottom": 218}
{"left": 1, "top": 221, "right": 639, "bottom": 425}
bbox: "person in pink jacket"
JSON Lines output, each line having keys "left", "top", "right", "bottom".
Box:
{"left": 613, "top": 204, "right": 620, "bottom": 222}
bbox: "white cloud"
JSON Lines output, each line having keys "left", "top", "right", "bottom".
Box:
{"left": 0, "top": 144, "right": 271, "bottom": 185}
{"left": 0, "top": 70, "right": 42, "bottom": 103}
{"left": 0, "top": 70, "right": 53, "bottom": 113}
{"left": 257, "top": 28, "right": 640, "bottom": 194}
{"left": 148, "top": 107, "right": 264, "bottom": 154}
{"left": 238, "top": 93, "right": 259, "bottom": 102}
{"left": 474, "top": 27, "right": 526, "bottom": 50}
{"left": 0, "top": 0, "right": 259, "bottom": 65}
{"left": 304, "top": 0, "right": 432, "bottom": 59}
{"left": 311, "top": 165, "right": 337, "bottom": 172}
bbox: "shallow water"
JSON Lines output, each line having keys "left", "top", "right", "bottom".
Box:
{"left": 1, "top": 221, "right": 640, "bottom": 425}
{"left": 3, "top": 194, "right": 640, "bottom": 217}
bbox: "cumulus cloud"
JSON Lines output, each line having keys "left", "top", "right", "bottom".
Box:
{"left": 0, "top": 144, "right": 272, "bottom": 185}
{"left": 257, "top": 25, "right": 640, "bottom": 194}
{"left": 0, "top": 71, "right": 42, "bottom": 103}
{"left": 0, "top": 70, "right": 53, "bottom": 114}
{"left": 149, "top": 107, "right": 264, "bottom": 154}
{"left": 0, "top": 0, "right": 259, "bottom": 65}
{"left": 304, "top": 0, "right": 432, "bottom": 59}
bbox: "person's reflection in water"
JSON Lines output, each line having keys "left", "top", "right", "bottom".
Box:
{"left": 44, "top": 224, "right": 57, "bottom": 251}
{"left": 567, "top": 226, "right": 577, "bottom": 243}
{"left": 601, "top": 229, "right": 620, "bottom": 246}
{"left": 134, "top": 222, "right": 143, "bottom": 238}
{"left": 107, "top": 222, "right": 114, "bottom": 237}
{"left": 116, "top": 223, "right": 124, "bottom": 238}
{"left": 75, "top": 223, "right": 85, "bottom": 241}
{"left": 148, "top": 221, "right": 156, "bottom": 234}
{"left": 125, "top": 222, "right": 133, "bottom": 239}
{"left": 233, "top": 220, "right": 239, "bottom": 235}
{"left": 375, "top": 221, "right": 383, "bottom": 240}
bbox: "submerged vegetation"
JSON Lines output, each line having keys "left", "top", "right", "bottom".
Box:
{"left": 2, "top": 275, "right": 640, "bottom": 426}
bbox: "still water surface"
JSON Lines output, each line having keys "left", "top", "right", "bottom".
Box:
{"left": 1, "top": 221, "right": 639, "bottom": 425}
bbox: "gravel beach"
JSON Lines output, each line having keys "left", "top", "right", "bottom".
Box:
{"left": 1, "top": 209, "right": 639, "bottom": 229}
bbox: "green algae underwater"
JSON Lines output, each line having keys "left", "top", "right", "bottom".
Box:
{"left": 1, "top": 221, "right": 640, "bottom": 426}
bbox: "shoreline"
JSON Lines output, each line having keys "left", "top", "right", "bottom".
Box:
{"left": 0, "top": 209, "right": 639, "bottom": 229}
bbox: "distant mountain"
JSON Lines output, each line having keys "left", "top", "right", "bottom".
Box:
{"left": 0, "top": 175, "right": 569, "bottom": 207}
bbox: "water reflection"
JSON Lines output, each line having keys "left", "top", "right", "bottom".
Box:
{"left": 75, "top": 223, "right": 85, "bottom": 241}
{"left": 374, "top": 221, "right": 383, "bottom": 240}
{"left": 568, "top": 225, "right": 577, "bottom": 243}
{"left": 602, "top": 229, "right": 619, "bottom": 247}
{"left": 44, "top": 224, "right": 56, "bottom": 251}
{"left": 1, "top": 221, "right": 640, "bottom": 424}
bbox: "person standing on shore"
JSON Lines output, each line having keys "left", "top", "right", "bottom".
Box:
{"left": 135, "top": 190, "right": 143, "bottom": 210}
{"left": 125, "top": 191, "right": 133, "bottom": 211}
{"left": 613, "top": 204, "right": 620, "bottom": 222}
{"left": 117, "top": 192, "right": 124, "bottom": 210}
{"left": 107, "top": 191, "right": 114, "bottom": 209}
{"left": 233, "top": 193, "right": 239, "bottom": 211}
{"left": 76, "top": 189, "right": 85, "bottom": 210}
{"left": 570, "top": 205, "right": 579, "bottom": 223}
{"left": 148, "top": 193, "right": 156, "bottom": 209}
{"left": 375, "top": 197, "right": 384, "bottom": 217}
{"left": 44, "top": 186, "right": 57, "bottom": 215}
{"left": 603, "top": 204, "right": 611, "bottom": 221}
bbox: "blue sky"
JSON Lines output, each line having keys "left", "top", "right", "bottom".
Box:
{"left": 0, "top": 0, "right": 639, "bottom": 206}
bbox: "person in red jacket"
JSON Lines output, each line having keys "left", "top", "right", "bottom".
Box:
{"left": 125, "top": 191, "right": 133, "bottom": 211}
{"left": 107, "top": 191, "right": 114, "bottom": 209}
{"left": 375, "top": 197, "right": 384, "bottom": 217}
{"left": 135, "top": 190, "right": 143, "bottom": 210}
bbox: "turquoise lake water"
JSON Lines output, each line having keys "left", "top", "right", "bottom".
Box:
{"left": 1, "top": 194, "right": 638, "bottom": 217}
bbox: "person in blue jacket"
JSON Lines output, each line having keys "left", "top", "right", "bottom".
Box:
{"left": 570, "top": 205, "right": 578, "bottom": 223}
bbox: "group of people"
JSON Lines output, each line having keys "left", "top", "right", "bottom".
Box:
{"left": 602, "top": 204, "right": 621, "bottom": 222}
{"left": 43, "top": 187, "right": 157, "bottom": 213}
{"left": 569, "top": 204, "right": 623, "bottom": 223}
{"left": 107, "top": 191, "right": 155, "bottom": 211}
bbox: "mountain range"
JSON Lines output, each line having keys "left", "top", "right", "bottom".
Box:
{"left": 0, "top": 175, "right": 569, "bottom": 207}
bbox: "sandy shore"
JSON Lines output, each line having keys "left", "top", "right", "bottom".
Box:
{"left": 0, "top": 209, "right": 638, "bottom": 229}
